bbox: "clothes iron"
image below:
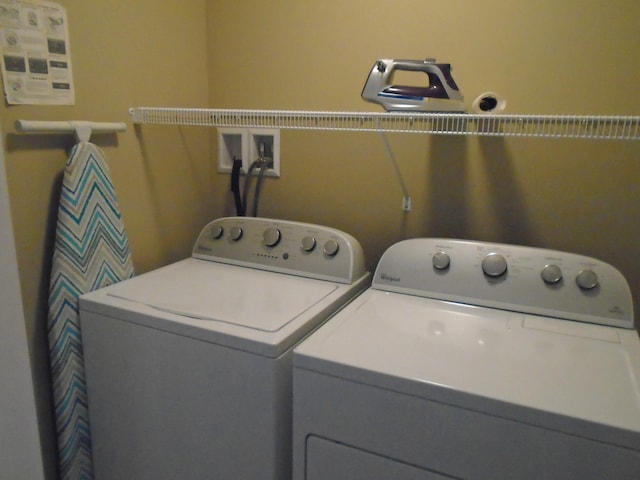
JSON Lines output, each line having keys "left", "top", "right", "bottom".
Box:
{"left": 361, "top": 58, "right": 466, "bottom": 112}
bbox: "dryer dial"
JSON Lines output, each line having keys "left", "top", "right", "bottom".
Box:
{"left": 432, "top": 251, "right": 450, "bottom": 270}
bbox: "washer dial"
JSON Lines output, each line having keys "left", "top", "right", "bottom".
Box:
{"left": 576, "top": 269, "right": 599, "bottom": 290}
{"left": 323, "top": 239, "right": 339, "bottom": 257}
{"left": 210, "top": 225, "right": 224, "bottom": 239}
{"left": 229, "top": 226, "right": 243, "bottom": 241}
{"left": 262, "top": 227, "right": 281, "bottom": 247}
{"left": 301, "top": 236, "right": 317, "bottom": 252}
{"left": 541, "top": 264, "right": 563, "bottom": 284}
{"left": 482, "top": 253, "right": 508, "bottom": 277}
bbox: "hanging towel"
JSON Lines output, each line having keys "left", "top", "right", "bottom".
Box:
{"left": 48, "top": 142, "right": 134, "bottom": 480}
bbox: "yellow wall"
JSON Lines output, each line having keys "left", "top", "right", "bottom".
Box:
{"left": 1, "top": 1, "right": 212, "bottom": 477}
{"left": 2, "top": 0, "right": 640, "bottom": 477}
{"left": 207, "top": 0, "right": 640, "bottom": 310}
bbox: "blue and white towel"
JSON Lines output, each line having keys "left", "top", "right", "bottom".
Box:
{"left": 48, "top": 142, "right": 134, "bottom": 479}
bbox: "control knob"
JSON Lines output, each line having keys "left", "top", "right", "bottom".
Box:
{"left": 210, "top": 225, "right": 224, "bottom": 239}
{"left": 301, "top": 236, "right": 317, "bottom": 252}
{"left": 323, "top": 239, "right": 339, "bottom": 257}
{"left": 262, "top": 227, "right": 281, "bottom": 247}
{"left": 482, "top": 253, "right": 507, "bottom": 277}
{"left": 541, "top": 264, "right": 563, "bottom": 284}
{"left": 432, "top": 251, "right": 450, "bottom": 270}
{"left": 229, "top": 226, "right": 243, "bottom": 241}
{"left": 576, "top": 269, "right": 598, "bottom": 290}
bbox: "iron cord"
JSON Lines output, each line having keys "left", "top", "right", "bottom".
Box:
{"left": 376, "top": 121, "right": 412, "bottom": 211}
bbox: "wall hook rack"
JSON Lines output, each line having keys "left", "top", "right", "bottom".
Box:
{"left": 15, "top": 120, "right": 127, "bottom": 143}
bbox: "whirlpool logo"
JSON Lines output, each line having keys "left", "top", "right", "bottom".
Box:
{"left": 380, "top": 272, "right": 401, "bottom": 283}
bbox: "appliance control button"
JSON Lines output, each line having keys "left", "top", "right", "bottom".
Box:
{"left": 210, "top": 225, "right": 224, "bottom": 239}
{"left": 541, "top": 264, "right": 563, "bottom": 284}
{"left": 229, "top": 226, "right": 243, "bottom": 241}
{"left": 262, "top": 227, "right": 281, "bottom": 247}
{"left": 576, "top": 269, "right": 598, "bottom": 290}
{"left": 301, "top": 235, "right": 317, "bottom": 252}
{"left": 432, "top": 251, "right": 451, "bottom": 270}
{"left": 482, "top": 253, "right": 508, "bottom": 277}
{"left": 323, "top": 239, "right": 340, "bottom": 257}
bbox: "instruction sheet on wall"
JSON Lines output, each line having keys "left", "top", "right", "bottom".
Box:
{"left": 0, "top": 0, "right": 74, "bottom": 105}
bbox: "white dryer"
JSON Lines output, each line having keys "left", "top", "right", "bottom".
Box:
{"left": 79, "top": 216, "right": 369, "bottom": 480}
{"left": 293, "top": 238, "right": 640, "bottom": 480}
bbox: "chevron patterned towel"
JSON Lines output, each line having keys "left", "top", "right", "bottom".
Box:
{"left": 48, "top": 142, "right": 134, "bottom": 480}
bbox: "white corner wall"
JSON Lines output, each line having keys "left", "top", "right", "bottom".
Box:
{"left": 0, "top": 128, "right": 45, "bottom": 478}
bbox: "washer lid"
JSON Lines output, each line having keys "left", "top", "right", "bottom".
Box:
{"left": 295, "top": 289, "right": 640, "bottom": 438}
{"left": 106, "top": 259, "right": 338, "bottom": 332}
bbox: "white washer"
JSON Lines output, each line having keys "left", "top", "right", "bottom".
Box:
{"left": 79, "top": 217, "right": 369, "bottom": 480}
{"left": 293, "top": 238, "right": 640, "bottom": 480}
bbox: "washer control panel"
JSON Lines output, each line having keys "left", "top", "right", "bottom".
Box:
{"left": 374, "top": 238, "right": 634, "bottom": 329}
{"left": 192, "top": 217, "right": 367, "bottom": 284}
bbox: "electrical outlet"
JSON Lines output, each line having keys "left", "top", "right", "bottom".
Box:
{"left": 217, "top": 128, "right": 248, "bottom": 174}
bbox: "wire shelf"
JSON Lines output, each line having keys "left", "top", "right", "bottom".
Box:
{"left": 129, "top": 107, "right": 640, "bottom": 141}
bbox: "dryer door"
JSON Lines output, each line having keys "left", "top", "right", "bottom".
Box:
{"left": 306, "top": 436, "right": 454, "bottom": 480}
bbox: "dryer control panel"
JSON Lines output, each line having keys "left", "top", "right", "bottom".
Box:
{"left": 373, "top": 238, "right": 634, "bottom": 329}
{"left": 192, "top": 217, "right": 368, "bottom": 284}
